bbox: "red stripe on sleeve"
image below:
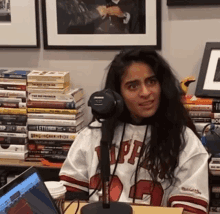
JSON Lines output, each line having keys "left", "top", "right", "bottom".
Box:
{"left": 65, "top": 186, "right": 88, "bottom": 193}
{"left": 60, "top": 175, "right": 89, "bottom": 188}
{"left": 168, "top": 195, "right": 208, "bottom": 209}
{"left": 173, "top": 204, "right": 207, "bottom": 214}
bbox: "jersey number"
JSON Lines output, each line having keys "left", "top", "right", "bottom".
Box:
{"left": 90, "top": 174, "right": 163, "bottom": 205}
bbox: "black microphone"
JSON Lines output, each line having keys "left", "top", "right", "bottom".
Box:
{"left": 81, "top": 89, "right": 132, "bottom": 214}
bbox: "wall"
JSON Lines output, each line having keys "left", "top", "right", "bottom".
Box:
{"left": 0, "top": 0, "right": 220, "bottom": 125}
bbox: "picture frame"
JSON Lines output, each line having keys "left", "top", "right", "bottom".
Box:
{"left": 195, "top": 43, "right": 220, "bottom": 98}
{"left": 167, "top": 0, "right": 220, "bottom": 6}
{"left": 41, "top": 0, "right": 161, "bottom": 50}
{"left": 0, "top": 0, "right": 40, "bottom": 48}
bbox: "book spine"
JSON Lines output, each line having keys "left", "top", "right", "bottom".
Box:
{"left": 212, "top": 118, "right": 220, "bottom": 124}
{"left": 0, "top": 97, "right": 23, "bottom": 102}
{"left": 27, "top": 70, "right": 69, "bottom": 82}
{"left": 27, "top": 123, "right": 84, "bottom": 133}
{"left": 0, "top": 144, "right": 27, "bottom": 152}
{"left": 0, "top": 114, "right": 27, "bottom": 122}
{"left": 68, "top": 88, "right": 84, "bottom": 103}
{"left": 188, "top": 111, "right": 213, "bottom": 118}
{"left": 3, "top": 72, "right": 29, "bottom": 79}
{"left": 0, "top": 84, "right": 26, "bottom": 91}
{"left": 0, "top": 121, "right": 27, "bottom": 126}
{"left": 28, "top": 93, "right": 74, "bottom": 102}
{"left": 0, "top": 137, "right": 27, "bottom": 145}
{"left": 25, "top": 157, "right": 42, "bottom": 162}
{"left": 28, "top": 140, "right": 73, "bottom": 145}
{"left": 0, "top": 102, "right": 26, "bottom": 108}
{"left": 0, "top": 90, "right": 26, "bottom": 98}
{"left": 213, "top": 102, "right": 220, "bottom": 113}
{"left": 184, "top": 104, "right": 212, "bottom": 111}
{"left": 28, "top": 150, "right": 68, "bottom": 155}
{"left": 192, "top": 117, "right": 212, "bottom": 123}
{"left": 27, "top": 107, "right": 82, "bottom": 114}
{"left": 0, "top": 125, "right": 27, "bottom": 133}
{"left": 0, "top": 78, "right": 26, "bottom": 83}
{"left": 0, "top": 132, "right": 27, "bottom": 138}
{"left": 27, "top": 118, "right": 83, "bottom": 126}
{"left": 0, "top": 108, "right": 27, "bottom": 115}
{"left": 28, "top": 131, "right": 77, "bottom": 141}
{"left": 26, "top": 100, "right": 82, "bottom": 109}
{"left": 28, "top": 144, "right": 71, "bottom": 151}
{"left": 27, "top": 82, "right": 69, "bottom": 89}
{"left": 27, "top": 112, "right": 83, "bottom": 120}
{"left": 0, "top": 152, "right": 28, "bottom": 160}
{"left": 0, "top": 171, "right": 8, "bottom": 188}
{"left": 26, "top": 86, "right": 70, "bottom": 94}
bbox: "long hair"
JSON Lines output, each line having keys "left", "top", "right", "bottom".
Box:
{"left": 101, "top": 47, "right": 199, "bottom": 187}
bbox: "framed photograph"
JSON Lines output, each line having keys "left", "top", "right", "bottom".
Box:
{"left": 0, "top": 0, "right": 40, "bottom": 48}
{"left": 195, "top": 43, "right": 220, "bottom": 98}
{"left": 41, "top": 0, "right": 161, "bottom": 50}
{"left": 167, "top": 0, "right": 220, "bottom": 6}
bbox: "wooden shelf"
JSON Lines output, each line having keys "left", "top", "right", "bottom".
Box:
{"left": 0, "top": 158, "right": 61, "bottom": 169}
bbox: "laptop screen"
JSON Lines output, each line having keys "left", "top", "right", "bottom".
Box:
{"left": 0, "top": 167, "right": 60, "bottom": 214}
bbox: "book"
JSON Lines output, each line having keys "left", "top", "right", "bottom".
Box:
{"left": 0, "top": 151, "right": 28, "bottom": 160}
{"left": 191, "top": 117, "right": 211, "bottom": 123}
{"left": 0, "top": 97, "right": 23, "bottom": 103}
{"left": 27, "top": 82, "right": 70, "bottom": 89}
{"left": 0, "top": 125, "right": 27, "bottom": 133}
{"left": 0, "top": 114, "right": 27, "bottom": 122}
{"left": 188, "top": 111, "right": 213, "bottom": 118}
{"left": 28, "top": 88, "right": 84, "bottom": 103}
{"left": 28, "top": 150, "right": 68, "bottom": 155}
{"left": 0, "top": 89, "right": 26, "bottom": 98}
{"left": 28, "top": 131, "right": 77, "bottom": 141}
{"left": 28, "top": 144, "right": 71, "bottom": 151}
{"left": 0, "top": 132, "right": 27, "bottom": 138}
{"left": 0, "top": 69, "right": 31, "bottom": 79}
{"left": 26, "top": 99, "right": 84, "bottom": 109}
{"left": 0, "top": 78, "right": 26, "bottom": 84}
{"left": 28, "top": 140, "right": 73, "bottom": 145}
{"left": 0, "top": 121, "right": 27, "bottom": 126}
{"left": 27, "top": 112, "right": 83, "bottom": 120}
{"left": 0, "top": 84, "right": 26, "bottom": 91}
{"left": 0, "top": 144, "right": 27, "bottom": 153}
{"left": 183, "top": 95, "right": 213, "bottom": 105}
{"left": 27, "top": 123, "right": 84, "bottom": 133}
{"left": 27, "top": 117, "right": 84, "bottom": 126}
{"left": 184, "top": 104, "right": 212, "bottom": 111}
{"left": 27, "top": 70, "right": 70, "bottom": 83}
{"left": 0, "top": 137, "right": 27, "bottom": 145}
{"left": 27, "top": 105, "right": 84, "bottom": 114}
{"left": 0, "top": 101, "right": 26, "bottom": 108}
{"left": 26, "top": 86, "right": 70, "bottom": 94}
{"left": 0, "top": 108, "right": 27, "bottom": 115}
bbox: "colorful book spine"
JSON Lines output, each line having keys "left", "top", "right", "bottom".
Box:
{"left": 0, "top": 84, "right": 26, "bottom": 91}
{"left": 0, "top": 137, "right": 27, "bottom": 145}
{"left": 0, "top": 102, "right": 26, "bottom": 108}
{"left": 188, "top": 111, "right": 213, "bottom": 118}
{"left": 0, "top": 90, "right": 26, "bottom": 98}
{"left": 0, "top": 108, "right": 27, "bottom": 115}
{"left": 28, "top": 131, "right": 77, "bottom": 141}
{"left": 0, "top": 125, "right": 27, "bottom": 133}
{"left": 28, "top": 140, "right": 73, "bottom": 145}
{"left": 27, "top": 82, "right": 69, "bottom": 89}
{"left": 184, "top": 104, "right": 212, "bottom": 111}
{"left": 0, "top": 70, "right": 31, "bottom": 79}
{"left": 28, "top": 144, "right": 71, "bottom": 151}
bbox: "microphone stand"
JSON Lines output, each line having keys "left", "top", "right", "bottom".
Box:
{"left": 81, "top": 120, "right": 133, "bottom": 214}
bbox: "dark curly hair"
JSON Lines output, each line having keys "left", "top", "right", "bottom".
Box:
{"left": 105, "top": 48, "right": 199, "bottom": 183}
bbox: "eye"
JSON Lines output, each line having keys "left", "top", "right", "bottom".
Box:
{"left": 127, "top": 83, "right": 138, "bottom": 90}
{"left": 146, "top": 78, "right": 157, "bottom": 86}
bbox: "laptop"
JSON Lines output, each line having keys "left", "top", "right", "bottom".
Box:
{"left": 0, "top": 167, "right": 61, "bottom": 214}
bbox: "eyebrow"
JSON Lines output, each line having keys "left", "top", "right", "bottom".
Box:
{"left": 124, "top": 75, "right": 157, "bottom": 86}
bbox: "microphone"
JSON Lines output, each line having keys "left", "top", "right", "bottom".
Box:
{"left": 81, "top": 89, "right": 132, "bottom": 214}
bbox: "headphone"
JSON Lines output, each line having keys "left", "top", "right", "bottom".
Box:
{"left": 88, "top": 88, "right": 124, "bottom": 121}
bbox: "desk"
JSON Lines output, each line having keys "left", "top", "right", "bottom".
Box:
{"left": 64, "top": 201, "right": 183, "bottom": 214}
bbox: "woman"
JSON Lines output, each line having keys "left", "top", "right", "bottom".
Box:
{"left": 59, "top": 48, "right": 209, "bottom": 214}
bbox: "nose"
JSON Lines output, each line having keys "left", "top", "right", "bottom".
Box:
{"left": 139, "top": 85, "right": 151, "bottom": 97}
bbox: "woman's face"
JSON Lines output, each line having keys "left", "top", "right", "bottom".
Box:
{"left": 120, "top": 62, "right": 161, "bottom": 123}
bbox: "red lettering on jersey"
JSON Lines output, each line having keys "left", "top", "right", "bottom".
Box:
{"left": 128, "top": 140, "right": 142, "bottom": 165}
{"left": 129, "top": 180, "right": 163, "bottom": 206}
{"left": 118, "top": 141, "right": 130, "bottom": 163}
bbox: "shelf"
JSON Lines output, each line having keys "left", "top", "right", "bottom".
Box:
{"left": 0, "top": 158, "right": 61, "bottom": 169}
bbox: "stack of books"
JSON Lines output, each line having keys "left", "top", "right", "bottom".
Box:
{"left": 183, "top": 95, "right": 213, "bottom": 137}
{"left": 26, "top": 70, "right": 85, "bottom": 162}
{"left": 0, "top": 70, "right": 29, "bottom": 160}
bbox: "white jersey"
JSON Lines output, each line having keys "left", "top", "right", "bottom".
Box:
{"left": 59, "top": 121, "right": 209, "bottom": 213}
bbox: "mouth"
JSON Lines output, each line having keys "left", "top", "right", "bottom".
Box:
{"left": 139, "top": 100, "right": 154, "bottom": 107}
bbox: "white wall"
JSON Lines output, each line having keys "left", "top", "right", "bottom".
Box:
{"left": 0, "top": 0, "right": 220, "bottom": 125}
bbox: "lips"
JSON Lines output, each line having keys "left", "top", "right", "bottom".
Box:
{"left": 139, "top": 100, "right": 154, "bottom": 107}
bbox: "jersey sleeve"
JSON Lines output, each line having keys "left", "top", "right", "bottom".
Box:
{"left": 59, "top": 128, "right": 90, "bottom": 193}
{"left": 167, "top": 128, "right": 209, "bottom": 214}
